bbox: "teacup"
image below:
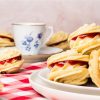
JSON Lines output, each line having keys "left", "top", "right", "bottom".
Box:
{"left": 12, "top": 23, "right": 53, "bottom": 55}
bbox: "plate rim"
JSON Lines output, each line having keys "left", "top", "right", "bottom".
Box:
{"left": 29, "top": 69, "right": 100, "bottom": 99}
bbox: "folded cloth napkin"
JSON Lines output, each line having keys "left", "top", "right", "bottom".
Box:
{"left": 0, "top": 62, "right": 47, "bottom": 100}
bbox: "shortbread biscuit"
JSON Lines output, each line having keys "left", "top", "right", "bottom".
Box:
{"left": 68, "top": 23, "right": 100, "bottom": 54}
{"left": 0, "top": 33, "right": 15, "bottom": 47}
{"left": 49, "top": 67, "right": 89, "bottom": 85}
{"left": 0, "top": 48, "right": 24, "bottom": 74}
{"left": 47, "top": 50, "right": 89, "bottom": 69}
{"left": 46, "top": 31, "right": 68, "bottom": 46}
{"left": 89, "top": 50, "right": 100, "bottom": 87}
{"left": 52, "top": 40, "right": 69, "bottom": 50}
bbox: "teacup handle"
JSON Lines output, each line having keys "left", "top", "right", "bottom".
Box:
{"left": 42, "top": 26, "right": 54, "bottom": 47}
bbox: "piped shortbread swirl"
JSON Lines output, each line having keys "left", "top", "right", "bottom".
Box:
{"left": 89, "top": 49, "right": 100, "bottom": 87}
{"left": 68, "top": 23, "right": 100, "bottom": 54}
{"left": 47, "top": 50, "right": 89, "bottom": 85}
{"left": 0, "top": 33, "right": 15, "bottom": 47}
{"left": 0, "top": 48, "right": 24, "bottom": 74}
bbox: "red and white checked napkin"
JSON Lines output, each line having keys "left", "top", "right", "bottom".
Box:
{"left": 0, "top": 62, "right": 47, "bottom": 100}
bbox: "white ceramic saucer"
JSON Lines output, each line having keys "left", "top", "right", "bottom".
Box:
{"left": 39, "top": 46, "right": 63, "bottom": 54}
{"left": 22, "top": 47, "right": 63, "bottom": 63}
{"left": 38, "top": 68, "right": 100, "bottom": 95}
{"left": 29, "top": 69, "right": 100, "bottom": 100}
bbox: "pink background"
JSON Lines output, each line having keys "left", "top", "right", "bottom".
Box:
{"left": 0, "top": 0, "right": 100, "bottom": 33}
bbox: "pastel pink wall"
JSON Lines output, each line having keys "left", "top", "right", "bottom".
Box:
{"left": 0, "top": 0, "right": 100, "bottom": 33}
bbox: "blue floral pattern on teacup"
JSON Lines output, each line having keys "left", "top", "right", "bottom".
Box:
{"left": 22, "top": 35, "right": 33, "bottom": 51}
{"left": 22, "top": 32, "right": 42, "bottom": 51}
{"left": 37, "top": 33, "right": 42, "bottom": 39}
{"left": 34, "top": 40, "right": 39, "bottom": 48}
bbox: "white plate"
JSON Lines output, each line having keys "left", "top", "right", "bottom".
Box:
{"left": 38, "top": 68, "right": 100, "bottom": 95}
{"left": 29, "top": 69, "right": 100, "bottom": 100}
{"left": 22, "top": 47, "right": 63, "bottom": 63}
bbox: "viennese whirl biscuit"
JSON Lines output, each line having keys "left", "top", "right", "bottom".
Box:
{"left": 68, "top": 23, "right": 100, "bottom": 54}
{"left": 47, "top": 50, "right": 89, "bottom": 69}
{"left": 0, "top": 33, "right": 15, "bottom": 47}
{"left": 89, "top": 49, "right": 100, "bottom": 87}
{"left": 47, "top": 50, "right": 89, "bottom": 85}
{"left": 46, "top": 31, "right": 68, "bottom": 46}
{"left": 48, "top": 67, "right": 89, "bottom": 85}
{"left": 46, "top": 31, "right": 69, "bottom": 50}
{"left": 51, "top": 40, "right": 69, "bottom": 50}
{"left": 0, "top": 48, "right": 24, "bottom": 74}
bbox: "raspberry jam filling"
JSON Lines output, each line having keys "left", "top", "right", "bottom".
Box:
{"left": 71, "top": 33, "right": 99, "bottom": 41}
{"left": 0, "top": 56, "right": 21, "bottom": 65}
{"left": 51, "top": 60, "right": 88, "bottom": 68}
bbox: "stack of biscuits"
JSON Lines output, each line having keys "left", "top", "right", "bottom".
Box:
{"left": 0, "top": 33, "right": 24, "bottom": 91}
{"left": 46, "top": 31, "right": 69, "bottom": 50}
{"left": 0, "top": 33, "right": 24, "bottom": 74}
{"left": 47, "top": 23, "right": 100, "bottom": 87}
